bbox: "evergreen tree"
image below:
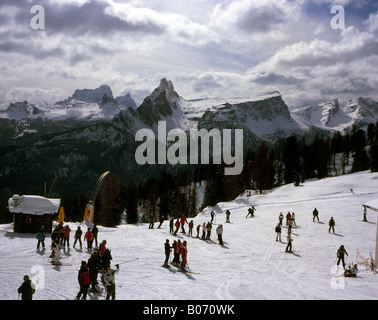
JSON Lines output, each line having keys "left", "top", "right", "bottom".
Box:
{"left": 125, "top": 182, "right": 139, "bottom": 224}
{"left": 95, "top": 174, "right": 123, "bottom": 227}
{"left": 351, "top": 128, "right": 368, "bottom": 173}
{"left": 283, "top": 136, "right": 301, "bottom": 185}
{"left": 251, "top": 141, "right": 275, "bottom": 193}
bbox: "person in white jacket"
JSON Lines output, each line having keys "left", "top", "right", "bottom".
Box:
{"left": 103, "top": 264, "right": 119, "bottom": 300}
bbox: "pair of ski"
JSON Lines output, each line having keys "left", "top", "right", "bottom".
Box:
{"left": 162, "top": 263, "right": 199, "bottom": 274}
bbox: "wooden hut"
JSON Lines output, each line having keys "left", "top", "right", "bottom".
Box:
{"left": 8, "top": 194, "right": 61, "bottom": 233}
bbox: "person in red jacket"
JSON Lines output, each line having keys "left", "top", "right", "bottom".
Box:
{"left": 188, "top": 220, "right": 194, "bottom": 237}
{"left": 62, "top": 225, "right": 71, "bottom": 249}
{"left": 180, "top": 215, "right": 187, "bottom": 233}
{"left": 84, "top": 228, "right": 94, "bottom": 251}
{"left": 76, "top": 261, "right": 90, "bottom": 300}
{"left": 286, "top": 211, "right": 292, "bottom": 226}
{"left": 179, "top": 241, "right": 188, "bottom": 270}
{"left": 173, "top": 219, "right": 180, "bottom": 235}
{"left": 99, "top": 240, "right": 107, "bottom": 257}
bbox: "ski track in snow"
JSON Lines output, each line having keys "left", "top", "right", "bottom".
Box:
{"left": 2, "top": 170, "right": 378, "bottom": 300}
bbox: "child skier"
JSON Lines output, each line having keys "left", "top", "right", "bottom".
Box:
{"left": 36, "top": 226, "right": 46, "bottom": 251}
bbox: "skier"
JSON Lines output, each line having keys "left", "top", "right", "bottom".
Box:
{"left": 278, "top": 213, "right": 284, "bottom": 226}
{"left": 188, "top": 220, "right": 194, "bottom": 237}
{"left": 101, "top": 248, "right": 113, "bottom": 270}
{"left": 172, "top": 240, "right": 181, "bottom": 266}
{"left": 285, "top": 232, "right": 293, "bottom": 253}
{"left": 337, "top": 245, "right": 348, "bottom": 269}
{"left": 92, "top": 224, "right": 99, "bottom": 248}
{"left": 51, "top": 239, "right": 62, "bottom": 265}
{"left": 201, "top": 223, "right": 206, "bottom": 240}
{"left": 62, "top": 225, "right": 71, "bottom": 249}
{"left": 36, "top": 226, "right": 46, "bottom": 250}
{"left": 51, "top": 226, "right": 60, "bottom": 245}
{"left": 157, "top": 215, "right": 165, "bottom": 229}
{"left": 313, "top": 208, "right": 319, "bottom": 222}
{"left": 196, "top": 224, "right": 201, "bottom": 238}
{"left": 169, "top": 217, "right": 174, "bottom": 234}
{"left": 344, "top": 264, "right": 358, "bottom": 277}
{"left": 103, "top": 264, "right": 120, "bottom": 300}
{"left": 206, "top": 222, "right": 212, "bottom": 240}
{"left": 180, "top": 215, "right": 188, "bottom": 233}
{"left": 287, "top": 217, "right": 293, "bottom": 233}
{"left": 275, "top": 224, "right": 282, "bottom": 242}
{"left": 179, "top": 241, "right": 188, "bottom": 270}
{"left": 88, "top": 250, "right": 101, "bottom": 292}
{"left": 329, "top": 217, "right": 335, "bottom": 233}
{"left": 173, "top": 219, "right": 180, "bottom": 235}
{"left": 99, "top": 240, "right": 107, "bottom": 257}
{"left": 216, "top": 224, "right": 224, "bottom": 245}
{"left": 225, "top": 210, "right": 231, "bottom": 223}
{"left": 76, "top": 261, "right": 90, "bottom": 300}
{"left": 246, "top": 206, "right": 256, "bottom": 218}
{"left": 210, "top": 210, "right": 215, "bottom": 223}
{"left": 148, "top": 215, "right": 154, "bottom": 229}
{"left": 286, "top": 211, "right": 291, "bottom": 226}
{"left": 73, "top": 226, "right": 82, "bottom": 249}
{"left": 291, "top": 212, "right": 297, "bottom": 227}
{"left": 84, "top": 228, "right": 94, "bottom": 251}
{"left": 163, "top": 239, "right": 171, "bottom": 267}
{"left": 18, "top": 275, "right": 35, "bottom": 300}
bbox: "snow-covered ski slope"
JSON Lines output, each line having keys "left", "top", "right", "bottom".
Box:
{"left": 1, "top": 171, "right": 378, "bottom": 300}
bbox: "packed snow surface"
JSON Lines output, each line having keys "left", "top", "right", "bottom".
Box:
{"left": 2, "top": 171, "right": 378, "bottom": 300}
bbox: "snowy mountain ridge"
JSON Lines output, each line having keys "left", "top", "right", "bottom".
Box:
{"left": 1, "top": 80, "right": 377, "bottom": 137}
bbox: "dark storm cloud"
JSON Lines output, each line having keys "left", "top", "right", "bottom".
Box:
{"left": 237, "top": 5, "right": 286, "bottom": 33}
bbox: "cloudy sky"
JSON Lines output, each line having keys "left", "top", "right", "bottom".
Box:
{"left": 1, "top": 0, "right": 378, "bottom": 107}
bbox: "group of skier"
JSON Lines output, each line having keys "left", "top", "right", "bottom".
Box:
{"left": 76, "top": 239, "right": 119, "bottom": 300}
{"left": 274, "top": 211, "right": 296, "bottom": 253}
{"left": 273, "top": 207, "right": 357, "bottom": 276}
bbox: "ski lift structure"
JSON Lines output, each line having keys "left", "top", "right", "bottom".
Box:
{"left": 362, "top": 199, "right": 378, "bottom": 271}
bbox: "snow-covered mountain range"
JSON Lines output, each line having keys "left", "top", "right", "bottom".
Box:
{"left": 1, "top": 78, "right": 378, "bottom": 197}
{"left": 1, "top": 79, "right": 377, "bottom": 140}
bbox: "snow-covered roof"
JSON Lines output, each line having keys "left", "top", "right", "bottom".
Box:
{"left": 8, "top": 195, "right": 61, "bottom": 215}
{"left": 363, "top": 199, "right": 378, "bottom": 211}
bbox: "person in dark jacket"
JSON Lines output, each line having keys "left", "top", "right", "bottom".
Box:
{"left": 337, "top": 245, "right": 348, "bottom": 269}
{"left": 73, "top": 226, "right": 82, "bottom": 249}
{"left": 329, "top": 217, "right": 336, "bottom": 234}
{"left": 76, "top": 261, "right": 90, "bottom": 300}
{"left": 18, "top": 275, "right": 35, "bottom": 300}
{"left": 92, "top": 224, "right": 99, "bottom": 248}
{"left": 36, "top": 226, "right": 46, "bottom": 250}
{"left": 88, "top": 251, "right": 101, "bottom": 292}
{"left": 163, "top": 239, "right": 171, "bottom": 267}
